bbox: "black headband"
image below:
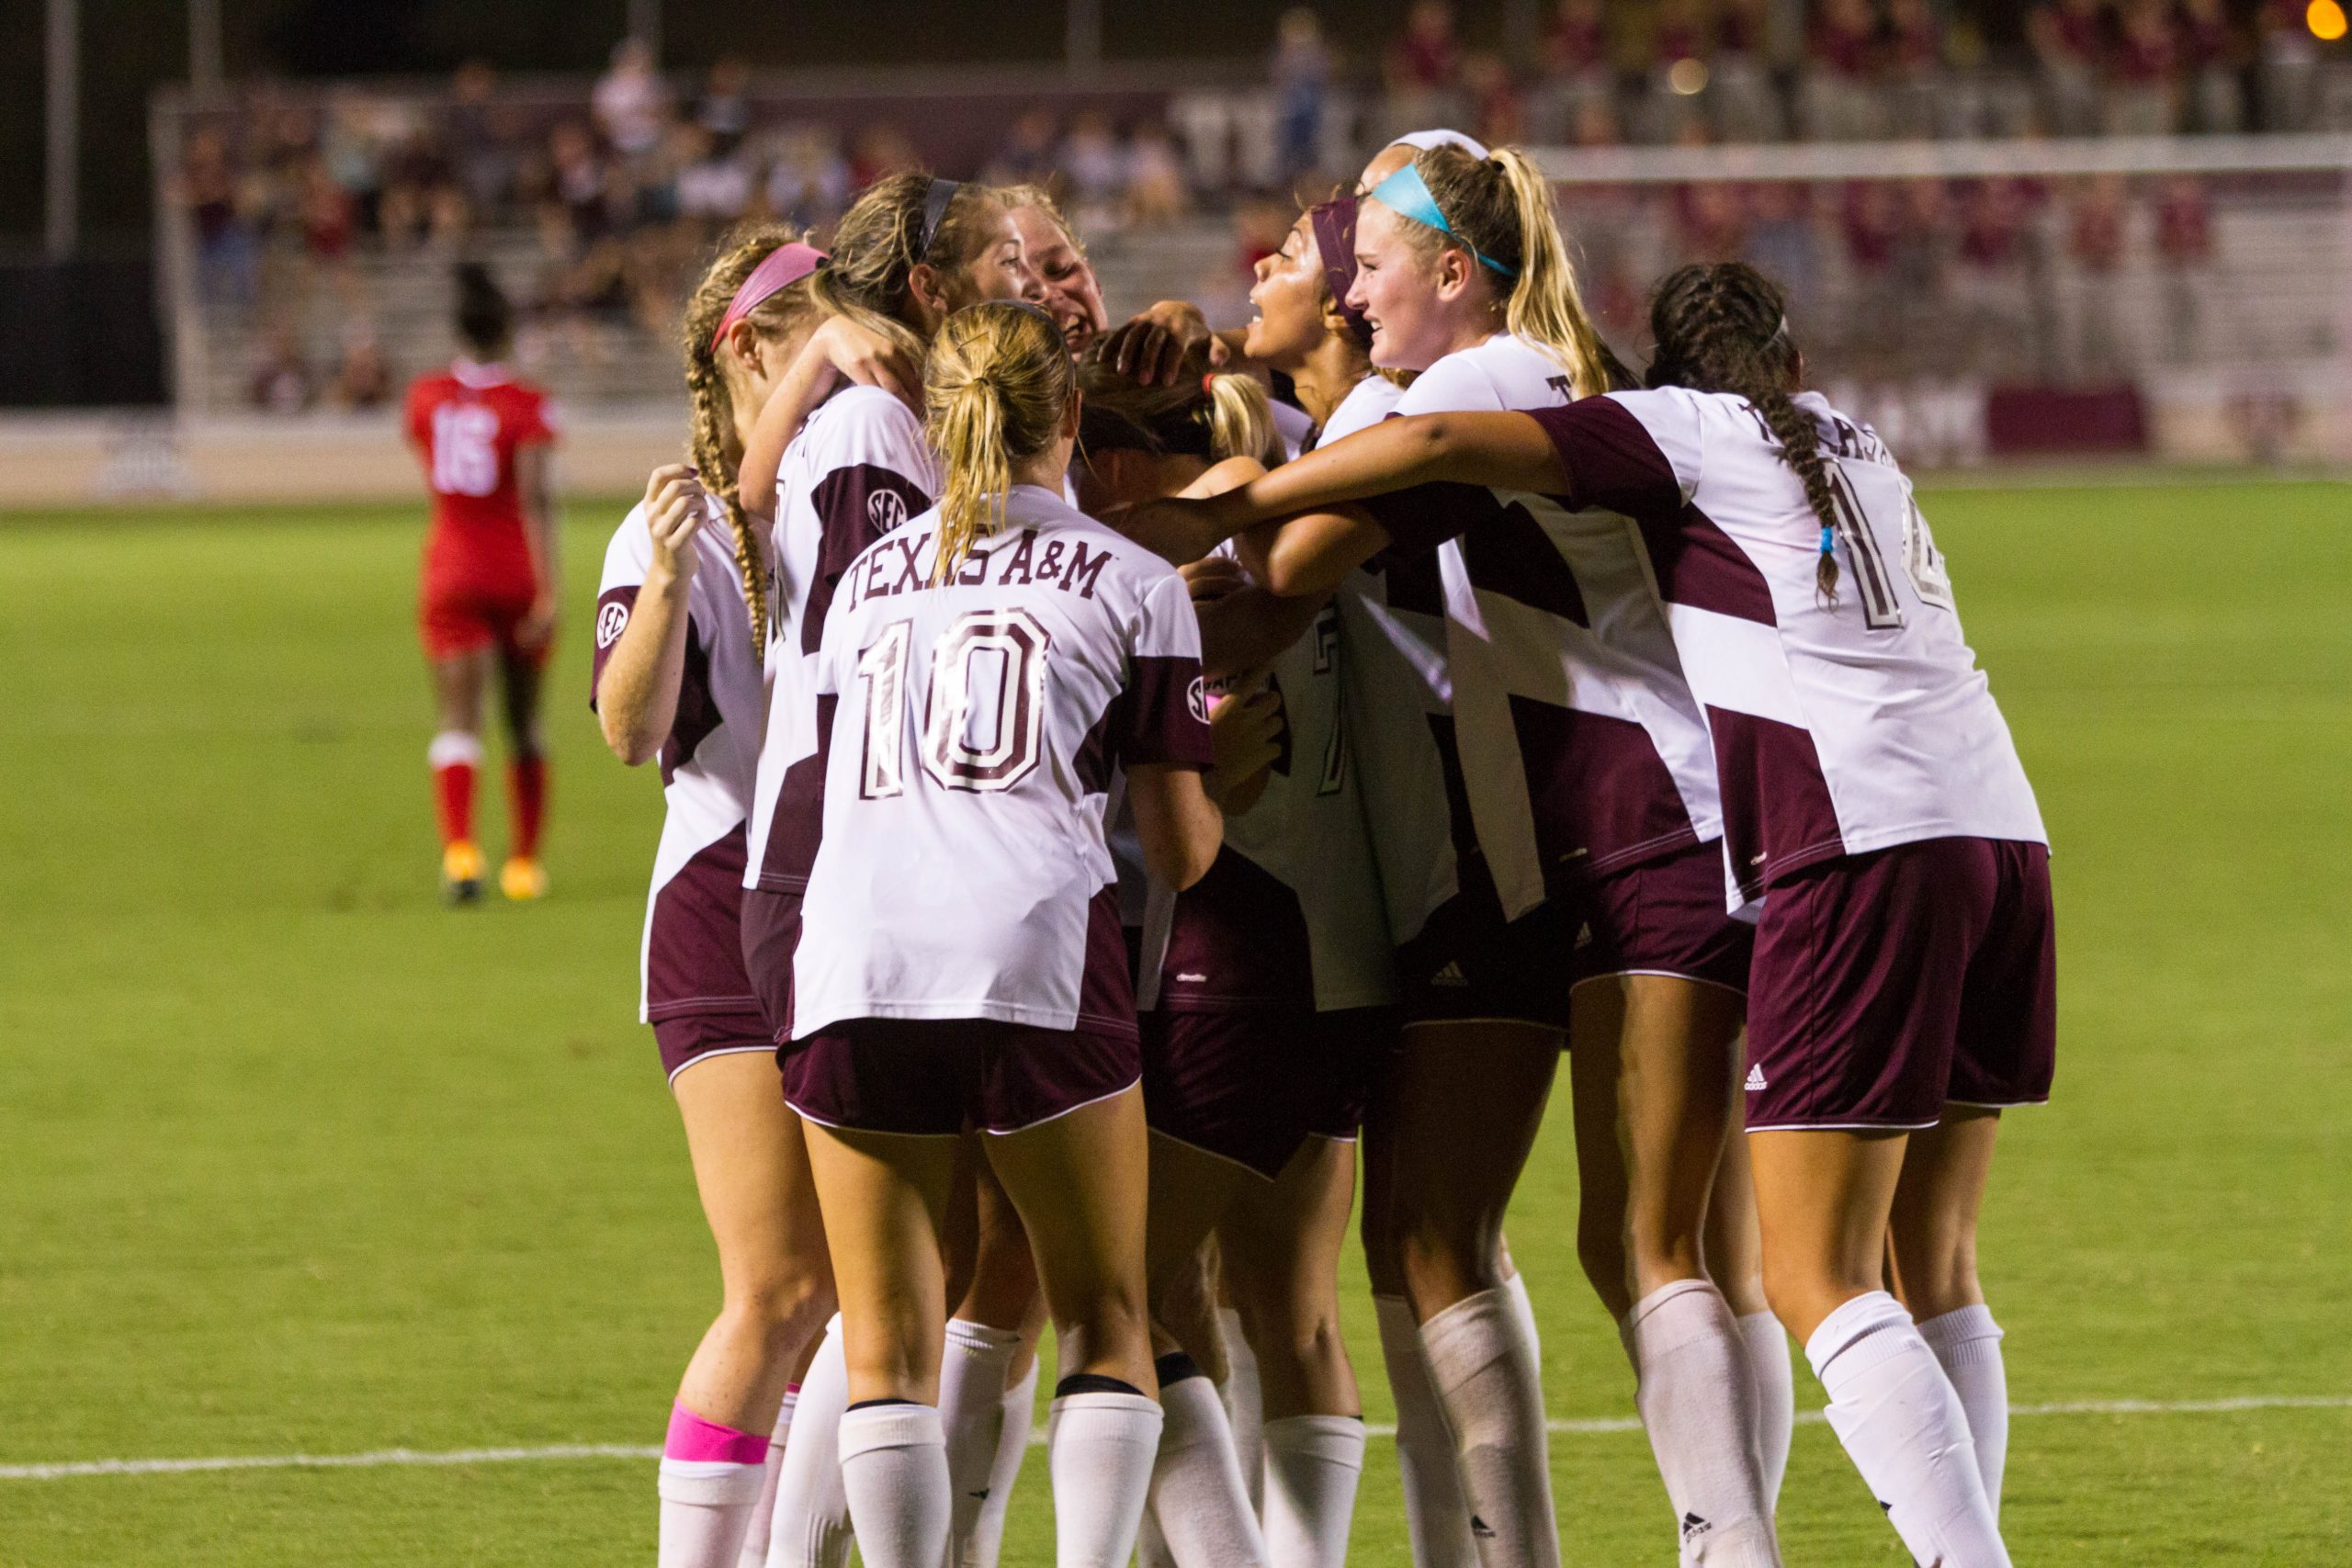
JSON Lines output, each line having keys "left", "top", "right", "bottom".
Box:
{"left": 915, "top": 177, "right": 963, "bottom": 262}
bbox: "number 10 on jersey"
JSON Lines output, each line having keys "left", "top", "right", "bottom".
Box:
{"left": 856, "top": 610, "right": 1053, "bottom": 799}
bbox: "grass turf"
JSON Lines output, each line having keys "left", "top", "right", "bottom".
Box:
{"left": 2, "top": 483, "right": 2346, "bottom": 1564}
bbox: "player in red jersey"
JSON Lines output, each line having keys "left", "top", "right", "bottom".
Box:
{"left": 406, "top": 263, "right": 561, "bottom": 903}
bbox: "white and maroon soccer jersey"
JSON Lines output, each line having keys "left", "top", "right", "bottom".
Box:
{"left": 1527, "top": 388, "right": 2046, "bottom": 906}
{"left": 592, "top": 498, "right": 774, "bottom": 1022}
{"left": 1320, "top": 375, "right": 1468, "bottom": 952}
{"left": 1142, "top": 547, "right": 1396, "bottom": 1015}
{"left": 790, "top": 485, "right": 1215, "bottom": 1038}
{"left": 1362, "top": 333, "right": 1724, "bottom": 921}
{"left": 744, "top": 385, "right": 940, "bottom": 897}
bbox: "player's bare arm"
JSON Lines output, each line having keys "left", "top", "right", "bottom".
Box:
{"left": 737, "top": 316, "right": 922, "bottom": 521}
{"left": 1125, "top": 761, "right": 1223, "bottom": 891}
{"left": 595, "top": 465, "right": 706, "bottom": 766}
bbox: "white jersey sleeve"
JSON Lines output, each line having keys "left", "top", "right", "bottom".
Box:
{"left": 594, "top": 501, "right": 772, "bottom": 1021}
{"left": 747, "top": 386, "right": 940, "bottom": 894}
{"left": 1530, "top": 387, "right": 2046, "bottom": 906}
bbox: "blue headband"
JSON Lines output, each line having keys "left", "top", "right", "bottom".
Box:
{"left": 1368, "top": 163, "right": 1519, "bottom": 280}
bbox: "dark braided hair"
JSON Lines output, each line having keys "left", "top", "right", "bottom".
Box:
{"left": 1645, "top": 262, "right": 1843, "bottom": 604}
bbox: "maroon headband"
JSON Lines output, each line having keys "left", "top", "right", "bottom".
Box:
{"left": 1308, "top": 197, "right": 1374, "bottom": 349}
{"left": 709, "top": 242, "right": 829, "bottom": 351}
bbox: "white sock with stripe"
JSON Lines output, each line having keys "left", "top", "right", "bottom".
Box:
{"left": 1806, "top": 1292, "right": 2010, "bottom": 1568}
{"left": 1620, "top": 1280, "right": 1780, "bottom": 1566}
{"left": 1419, "top": 1285, "right": 1560, "bottom": 1568}
{"left": 1373, "top": 1292, "right": 1480, "bottom": 1568}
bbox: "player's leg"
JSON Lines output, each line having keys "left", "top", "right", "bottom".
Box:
{"left": 662, "top": 1045, "right": 838, "bottom": 1568}
{"left": 942, "top": 1151, "right": 1047, "bottom": 1568}
{"left": 1889, "top": 1107, "right": 2008, "bottom": 1519}
{"left": 985, "top": 1081, "right": 1163, "bottom": 1568}
{"left": 1142, "top": 1131, "right": 1272, "bottom": 1568}
{"left": 1702, "top": 1090, "right": 1792, "bottom": 1511}
{"left": 1359, "top": 1043, "right": 1480, "bottom": 1568}
{"left": 1752, "top": 1127, "right": 2009, "bottom": 1568}
{"left": 1387, "top": 1017, "right": 1563, "bottom": 1568}
{"left": 1219, "top": 1134, "right": 1364, "bottom": 1568}
{"left": 801, "top": 1117, "right": 962, "bottom": 1568}
{"left": 1569, "top": 974, "right": 1778, "bottom": 1565}
{"left": 493, "top": 639, "right": 550, "bottom": 898}
{"left": 425, "top": 644, "right": 490, "bottom": 900}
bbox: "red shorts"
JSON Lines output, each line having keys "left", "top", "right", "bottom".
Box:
{"left": 739, "top": 887, "right": 804, "bottom": 1046}
{"left": 1565, "top": 840, "right": 1754, "bottom": 995}
{"left": 784, "top": 1017, "right": 1141, "bottom": 1138}
{"left": 653, "top": 1010, "right": 778, "bottom": 1083}
{"left": 419, "top": 571, "right": 548, "bottom": 664}
{"left": 1142, "top": 1007, "right": 1397, "bottom": 1179}
{"left": 1745, "top": 838, "right": 2056, "bottom": 1132}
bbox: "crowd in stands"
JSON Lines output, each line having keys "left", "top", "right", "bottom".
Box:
{"left": 162, "top": 4, "right": 2345, "bottom": 412}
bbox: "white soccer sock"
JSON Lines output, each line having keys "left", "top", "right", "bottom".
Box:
{"left": 1218, "top": 1305, "right": 1267, "bottom": 1512}
{"left": 968, "top": 1355, "right": 1039, "bottom": 1568}
{"left": 660, "top": 1459, "right": 769, "bottom": 1568}
{"left": 1736, "top": 1312, "right": 1794, "bottom": 1511}
{"left": 735, "top": 1391, "right": 797, "bottom": 1568}
{"left": 837, "top": 1403, "right": 950, "bottom": 1568}
{"left": 766, "top": 1320, "right": 854, "bottom": 1568}
{"left": 1620, "top": 1280, "right": 1780, "bottom": 1567}
{"left": 1047, "top": 1387, "right": 1165, "bottom": 1568}
{"left": 1503, "top": 1269, "right": 1543, "bottom": 1366}
{"left": 1806, "top": 1292, "right": 2010, "bottom": 1568}
{"left": 1917, "top": 1304, "right": 2009, "bottom": 1520}
{"left": 1373, "top": 1292, "right": 1481, "bottom": 1568}
{"left": 1137, "top": 1506, "right": 1176, "bottom": 1568}
{"left": 1420, "top": 1286, "right": 1560, "bottom": 1568}
{"left": 940, "top": 1318, "right": 1023, "bottom": 1566}
{"left": 1148, "top": 1367, "right": 1271, "bottom": 1566}
{"left": 1261, "top": 1415, "right": 1366, "bottom": 1568}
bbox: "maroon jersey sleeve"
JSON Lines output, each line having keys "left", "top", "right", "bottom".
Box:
{"left": 802, "top": 463, "right": 933, "bottom": 653}
{"left": 1359, "top": 479, "right": 1509, "bottom": 559}
{"left": 588, "top": 584, "right": 639, "bottom": 708}
{"left": 1116, "top": 572, "right": 1214, "bottom": 769}
{"left": 1526, "top": 398, "right": 1687, "bottom": 523}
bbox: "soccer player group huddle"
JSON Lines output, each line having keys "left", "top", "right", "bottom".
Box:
{"left": 416, "top": 126, "right": 2053, "bottom": 1568}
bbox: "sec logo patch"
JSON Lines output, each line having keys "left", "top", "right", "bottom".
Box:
{"left": 867, "top": 490, "right": 909, "bottom": 533}
{"left": 1186, "top": 676, "right": 1211, "bottom": 724}
{"left": 595, "top": 599, "right": 631, "bottom": 649}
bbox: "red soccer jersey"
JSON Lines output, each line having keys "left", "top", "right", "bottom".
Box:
{"left": 407, "top": 360, "right": 558, "bottom": 592}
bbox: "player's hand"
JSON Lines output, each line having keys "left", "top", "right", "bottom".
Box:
{"left": 1180, "top": 554, "right": 1250, "bottom": 604}
{"left": 809, "top": 315, "right": 921, "bottom": 412}
{"left": 642, "top": 463, "right": 707, "bottom": 583}
{"left": 1206, "top": 668, "right": 1283, "bottom": 814}
{"left": 519, "top": 586, "right": 560, "bottom": 651}
{"left": 1097, "top": 300, "right": 1213, "bottom": 385}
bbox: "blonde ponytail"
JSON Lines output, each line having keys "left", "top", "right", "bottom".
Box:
{"left": 1204, "top": 372, "right": 1282, "bottom": 466}
{"left": 924, "top": 302, "right": 1073, "bottom": 581}
{"left": 1402, "top": 144, "right": 1616, "bottom": 399}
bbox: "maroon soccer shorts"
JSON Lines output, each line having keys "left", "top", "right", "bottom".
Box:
{"left": 1396, "top": 852, "right": 1573, "bottom": 1032}
{"left": 1564, "top": 840, "right": 1755, "bottom": 995}
{"left": 1141, "top": 1007, "right": 1398, "bottom": 1179}
{"left": 738, "top": 887, "right": 804, "bottom": 1046}
{"left": 652, "top": 1010, "right": 778, "bottom": 1082}
{"left": 784, "top": 1017, "right": 1142, "bottom": 1138}
{"left": 1745, "top": 837, "right": 2056, "bottom": 1132}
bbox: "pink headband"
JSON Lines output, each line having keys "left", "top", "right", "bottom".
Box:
{"left": 710, "top": 243, "right": 828, "bottom": 351}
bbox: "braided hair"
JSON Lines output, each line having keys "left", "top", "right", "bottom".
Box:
{"left": 1645, "top": 262, "right": 1843, "bottom": 604}
{"left": 679, "top": 222, "right": 821, "bottom": 656}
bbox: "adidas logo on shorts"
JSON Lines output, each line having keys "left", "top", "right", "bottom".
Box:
{"left": 1575, "top": 922, "right": 1593, "bottom": 949}
{"left": 1431, "top": 961, "right": 1469, "bottom": 987}
{"left": 1745, "top": 1064, "right": 1768, "bottom": 1092}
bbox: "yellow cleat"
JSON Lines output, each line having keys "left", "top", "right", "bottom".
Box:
{"left": 441, "top": 841, "right": 485, "bottom": 905}
{"left": 500, "top": 857, "right": 548, "bottom": 902}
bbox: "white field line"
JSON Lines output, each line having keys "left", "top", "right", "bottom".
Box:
{"left": 4, "top": 1395, "right": 2346, "bottom": 1482}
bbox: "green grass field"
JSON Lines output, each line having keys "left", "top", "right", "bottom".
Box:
{"left": 4, "top": 482, "right": 2347, "bottom": 1565}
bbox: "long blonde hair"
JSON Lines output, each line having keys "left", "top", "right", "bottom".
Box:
{"left": 1077, "top": 341, "right": 1282, "bottom": 468}
{"left": 679, "top": 222, "right": 822, "bottom": 654}
{"left": 924, "top": 302, "right": 1074, "bottom": 581}
{"left": 1398, "top": 144, "right": 1618, "bottom": 398}
{"left": 809, "top": 173, "right": 1009, "bottom": 368}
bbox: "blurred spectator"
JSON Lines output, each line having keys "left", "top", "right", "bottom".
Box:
{"left": 846, "top": 122, "right": 920, "bottom": 189}
{"left": 1742, "top": 182, "right": 1818, "bottom": 312}
{"left": 1711, "top": 0, "right": 1784, "bottom": 142}
{"left": 2178, "top": 0, "right": 2244, "bottom": 132}
{"left": 2154, "top": 175, "right": 2214, "bottom": 361}
{"left": 1386, "top": 1, "right": 1463, "bottom": 91}
{"left": 1463, "top": 51, "right": 1525, "bottom": 146}
{"left": 1058, "top": 110, "right": 1127, "bottom": 230}
{"left": 2106, "top": 0, "right": 2182, "bottom": 135}
{"left": 594, "top": 39, "right": 671, "bottom": 156}
{"left": 1886, "top": 0, "right": 1948, "bottom": 136}
{"left": 328, "top": 324, "right": 394, "bottom": 410}
{"left": 676, "top": 123, "right": 754, "bottom": 225}
{"left": 2066, "top": 175, "right": 2131, "bottom": 378}
{"left": 696, "top": 58, "right": 753, "bottom": 151}
{"left": 175, "top": 124, "right": 259, "bottom": 305}
{"left": 2256, "top": 0, "right": 2322, "bottom": 130}
{"left": 1953, "top": 177, "right": 2041, "bottom": 377}
{"left": 249, "top": 327, "right": 314, "bottom": 412}
{"left": 449, "top": 62, "right": 530, "bottom": 215}
{"left": 766, "top": 125, "right": 851, "bottom": 231}
{"left": 1804, "top": 0, "right": 1888, "bottom": 141}
{"left": 988, "top": 109, "right": 1061, "bottom": 188}
{"left": 1528, "top": 0, "right": 1613, "bottom": 144}
{"left": 542, "top": 121, "right": 614, "bottom": 252}
{"left": 1272, "top": 8, "right": 1333, "bottom": 183}
{"left": 2030, "top": 0, "right": 2109, "bottom": 135}
{"left": 1125, "top": 122, "right": 1193, "bottom": 226}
